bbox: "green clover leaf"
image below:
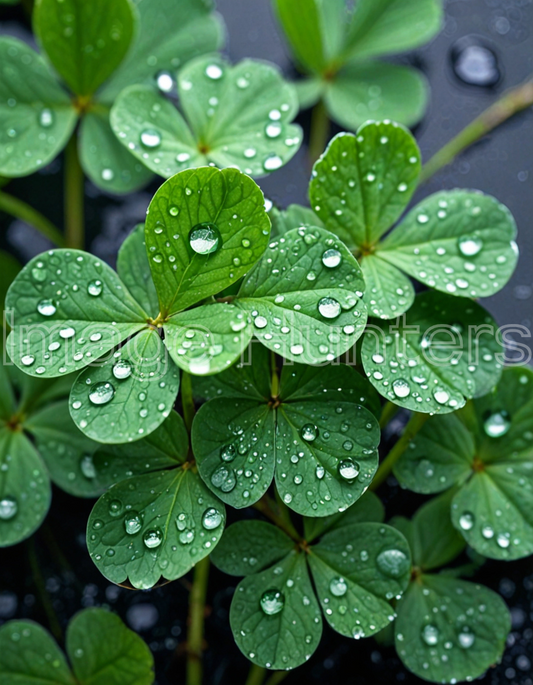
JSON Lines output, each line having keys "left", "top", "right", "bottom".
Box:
{"left": 87, "top": 411, "right": 226, "bottom": 589}
{"left": 274, "top": 0, "right": 442, "bottom": 129}
{"left": 111, "top": 54, "right": 302, "bottom": 178}
{"left": 395, "top": 366, "right": 533, "bottom": 560}
{"left": 192, "top": 349, "right": 380, "bottom": 515}
{"left": 0, "top": 608, "right": 154, "bottom": 685}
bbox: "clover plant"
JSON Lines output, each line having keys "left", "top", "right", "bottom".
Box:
{"left": 0, "top": 0, "right": 223, "bottom": 192}
{"left": 1, "top": 103, "right": 530, "bottom": 685}
{"left": 0, "top": 608, "right": 154, "bottom": 684}
{"left": 273, "top": 0, "right": 443, "bottom": 130}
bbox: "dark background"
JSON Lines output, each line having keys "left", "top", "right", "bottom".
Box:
{"left": 1, "top": 0, "right": 532, "bottom": 683}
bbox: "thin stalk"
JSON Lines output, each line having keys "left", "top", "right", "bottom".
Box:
{"left": 379, "top": 401, "right": 400, "bottom": 430}
{"left": 265, "top": 672, "right": 289, "bottom": 685}
{"left": 186, "top": 556, "right": 210, "bottom": 685}
{"left": 181, "top": 371, "right": 196, "bottom": 433}
{"left": 64, "top": 133, "right": 84, "bottom": 249}
{"left": 245, "top": 664, "right": 266, "bottom": 685}
{"left": 370, "top": 412, "right": 429, "bottom": 491}
{"left": 421, "top": 78, "right": 533, "bottom": 182}
{"left": 308, "top": 98, "right": 329, "bottom": 165}
{"left": 270, "top": 350, "right": 280, "bottom": 399}
{"left": 0, "top": 190, "right": 65, "bottom": 247}
{"left": 27, "top": 538, "right": 62, "bottom": 642}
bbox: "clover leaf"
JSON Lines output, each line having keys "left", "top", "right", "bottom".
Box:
{"left": 0, "top": 359, "right": 100, "bottom": 547}
{"left": 214, "top": 517, "right": 410, "bottom": 669}
{"left": 394, "top": 366, "right": 533, "bottom": 560}
{"left": 309, "top": 122, "right": 518, "bottom": 318}
{"left": 111, "top": 54, "right": 302, "bottom": 178}
{"left": 274, "top": 0, "right": 442, "bottom": 129}
{"left": 87, "top": 411, "right": 226, "bottom": 589}
{"left": 0, "top": 0, "right": 222, "bottom": 191}
{"left": 361, "top": 290, "right": 503, "bottom": 413}
{"left": 192, "top": 348, "right": 380, "bottom": 516}
{"left": 392, "top": 495, "right": 510, "bottom": 684}
{"left": 0, "top": 608, "right": 154, "bottom": 685}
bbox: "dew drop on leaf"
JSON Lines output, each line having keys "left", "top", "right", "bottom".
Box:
{"left": 205, "top": 64, "right": 223, "bottom": 79}
{"left": 458, "top": 627, "right": 475, "bottom": 649}
{"left": 202, "top": 507, "right": 223, "bottom": 530}
{"left": 211, "top": 465, "right": 236, "bottom": 492}
{"left": 140, "top": 128, "right": 162, "bottom": 149}
{"left": 317, "top": 297, "right": 341, "bottom": 319}
{"left": 189, "top": 223, "right": 221, "bottom": 255}
{"left": 87, "top": 280, "right": 103, "bottom": 297}
{"left": 483, "top": 410, "right": 510, "bottom": 438}
{"left": 459, "top": 512, "right": 475, "bottom": 530}
{"left": 220, "top": 445, "right": 236, "bottom": 462}
{"left": 143, "top": 528, "right": 163, "bottom": 549}
{"left": 80, "top": 455, "right": 96, "bottom": 479}
{"left": 322, "top": 248, "right": 342, "bottom": 268}
{"left": 260, "top": 589, "right": 285, "bottom": 615}
{"left": 124, "top": 511, "right": 142, "bottom": 535}
{"left": 253, "top": 316, "right": 268, "bottom": 329}
{"left": 376, "top": 549, "right": 410, "bottom": 578}
{"left": 59, "top": 327, "right": 75, "bottom": 339}
{"left": 329, "top": 577, "right": 348, "bottom": 597}
{"left": 88, "top": 382, "right": 115, "bottom": 405}
{"left": 37, "top": 299, "right": 56, "bottom": 316}
{"left": 392, "top": 378, "right": 411, "bottom": 398}
{"left": 316, "top": 464, "right": 325, "bottom": 479}
{"left": 263, "top": 154, "right": 283, "bottom": 171}
{"left": 457, "top": 235, "right": 483, "bottom": 257}
{"left": 338, "top": 458, "right": 360, "bottom": 481}
{"left": 38, "top": 108, "right": 54, "bottom": 128}
{"left": 108, "top": 499, "right": 122, "bottom": 516}
{"left": 433, "top": 388, "right": 450, "bottom": 405}
{"left": 300, "top": 424, "right": 318, "bottom": 442}
{"left": 21, "top": 355, "right": 35, "bottom": 367}
{"left": 113, "top": 359, "right": 133, "bottom": 380}
{"left": 421, "top": 624, "right": 439, "bottom": 646}
{"left": 0, "top": 496, "right": 18, "bottom": 520}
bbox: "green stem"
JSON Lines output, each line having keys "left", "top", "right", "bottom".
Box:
{"left": 308, "top": 98, "right": 329, "bottom": 165}
{"left": 265, "top": 672, "right": 289, "bottom": 685}
{"left": 0, "top": 190, "right": 65, "bottom": 247}
{"left": 186, "top": 556, "right": 210, "bottom": 685}
{"left": 27, "top": 538, "right": 63, "bottom": 642}
{"left": 64, "top": 133, "right": 84, "bottom": 249}
{"left": 370, "top": 412, "right": 429, "bottom": 491}
{"left": 421, "top": 77, "right": 533, "bottom": 182}
{"left": 379, "top": 401, "right": 401, "bottom": 430}
{"left": 245, "top": 664, "right": 266, "bottom": 685}
{"left": 253, "top": 494, "right": 300, "bottom": 543}
{"left": 270, "top": 350, "right": 280, "bottom": 398}
{"left": 181, "top": 371, "right": 196, "bottom": 433}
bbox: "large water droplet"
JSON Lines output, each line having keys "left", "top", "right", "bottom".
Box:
{"left": 329, "top": 577, "right": 348, "bottom": 597}
{"left": 211, "top": 465, "right": 236, "bottom": 492}
{"left": 220, "top": 445, "right": 236, "bottom": 462}
{"left": 0, "top": 496, "right": 18, "bottom": 520}
{"left": 205, "top": 64, "right": 223, "bottom": 80}
{"left": 322, "top": 248, "right": 342, "bottom": 268}
{"left": 338, "top": 458, "right": 360, "bottom": 481}
{"left": 140, "top": 128, "right": 162, "bottom": 148}
{"left": 451, "top": 37, "right": 500, "bottom": 87}
{"left": 202, "top": 507, "right": 223, "bottom": 530}
{"left": 263, "top": 154, "right": 283, "bottom": 171}
{"left": 189, "top": 223, "right": 221, "bottom": 255}
{"left": 124, "top": 512, "right": 142, "bottom": 535}
{"left": 80, "top": 454, "right": 96, "bottom": 479}
{"left": 143, "top": 528, "right": 163, "bottom": 549}
{"left": 87, "top": 280, "right": 103, "bottom": 297}
{"left": 300, "top": 424, "right": 318, "bottom": 442}
{"left": 260, "top": 589, "right": 284, "bottom": 615}
{"left": 376, "top": 549, "right": 410, "bottom": 578}
{"left": 37, "top": 299, "right": 56, "bottom": 317}
{"left": 458, "top": 627, "right": 475, "bottom": 649}
{"left": 113, "top": 359, "right": 132, "bottom": 380}
{"left": 483, "top": 410, "right": 510, "bottom": 438}
{"left": 59, "top": 327, "right": 76, "bottom": 339}
{"left": 88, "top": 382, "right": 115, "bottom": 405}
{"left": 318, "top": 297, "right": 341, "bottom": 319}
{"left": 421, "top": 624, "right": 439, "bottom": 646}
{"left": 392, "top": 378, "right": 410, "bottom": 399}
{"left": 38, "top": 108, "right": 54, "bottom": 128}
{"left": 21, "top": 355, "right": 35, "bottom": 367}
{"left": 433, "top": 388, "right": 450, "bottom": 405}
{"left": 459, "top": 512, "right": 475, "bottom": 531}
{"left": 458, "top": 235, "right": 483, "bottom": 257}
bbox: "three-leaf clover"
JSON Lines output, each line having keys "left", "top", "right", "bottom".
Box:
{"left": 211, "top": 493, "right": 411, "bottom": 669}
{"left": 0, "top": 0, "right": 223, "bottom": 191}
{"left": 309, "top": 121, "right": 519, "bottom": 319}
{"left": 87, "top": 411, "right": 226, "bottom": 590}
{"left": 111, "top": 54, "right": 302, "bottom": 178}
{"left": 0, "top": 359, "right": 99, "bottom": 547}
{"left": 6, "top": 168, "right": 270, "bottom": 442}
{"left": 394, "top": 366, "right": 533, "bottom": 560}
{"left": 0, "top": 608, "right": 154, "bottom": 684}
{"left": 273, "top": 0, "right": 443, "bottom": 129}
{"left": 391, "top": 492, "right": 511, "bottom": 684}
{"left": 192, "top": 344, "right": 381, "bottom": 516}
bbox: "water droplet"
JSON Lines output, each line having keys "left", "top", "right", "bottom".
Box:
{"left": 101, "top": 168, "right": 114, "bottom": 182}
{"left": 220, "top": 445, "right": 236, "bottom": 462}
{"left": 496, "top": 533, "right": 510, "bottom": 548}
{"left": 300, "top": 424, "right": 318, "bottom": 442}
{"left": 392, "top": 379, "right": 410, "bottom": 399}
{"left": 202, "top": 507, "right": 223, "bottom": 530}
{"left": 38, "top": 108, "right": 54, "bottom": 128}
{"left": 113, "top": 359, "right": 132, "bottom": 380}
{"left": 156, "top": 70, "right": 174, "bottom": 92}
{"left": 88, "top": 382, "right": 115, "bottom": 405}
{"left": 211, "top": 465, "right": 236, "bottom": 492}
{"left": 143, "top": 528, "right": 163, "bottom": 549}
{"left": 422, "top": 624, "right": 439, "bottom": 646}
{"left": 59, "top": 327, "right": 75, "bottom": 339}
{"left": 80, "top": 455, "right": 96, "bottom": 479}
{"left": 260, "top": 589, "right": 284, "bottom": 615}
{"left": 329, "top": 577, "right": 348, "bottom": 597}
{"left": 451, "top": 38, "right": 500, "bottom": 87}
{"left": 189, "top": 223, "right": 221, "bottom": 255}
{"left": 263, "top": 154, "right": 283, "bottom": 171}
{"left": 318, "top": 297, "right": 341, "bottom": 319}
{"left": 376, "top": 549, "right": 410, "bottom": 578}
{"left": 205, "top": 63, "right": 223, "bottom": 79}
{"left": 458, "top": 627, "right": 476, "bottom": 649}
{"left": 87, "top": 280, "right": 103, "bottom": 297}
{"left": 338, "top": 459, "right": 360, "bottom": 481}
{"left": 265, "top": 122, "right": 282, "bottom": 138}
{"left": 481, "top": 525, "right": 494, "bottom": 539}
{"left": 316, "top": 464, "right": 325, "bottom": 479}
{"left": 459, "top": 512, "right": 475, "bottom": 531}
{"left": 140, "top": 128, "right": 162, "bottom": 148}
{"left": 37, "top": 299, "right": 56, "bottom": 317}
{"left": 176, "top": 152, "right": 190, "bottom": 163}
{"left": 458, "top": 235, "right": 483, "bottom": 257}
{"left": 21, "top": 355, "right": 35, "bottom": 367}
{"left": 433, "top": 389, "right": 450, "bottom": 405}
{"left": 108, "top": 499, "right": 122, "bottom": 516}
{"left": 483, "top": 410, "right": 510, "bottom": 438}
{"left": 322, "top": 248, "right": 342, "bottom": 268}
{"left": 253, "top": 316, "right": 268, "bottom": 329}
{"left": 0, "top": 496, "right": 17, "bottom": 520}
{"left": 124, "top": 512, "right": 142, "bottom": 535}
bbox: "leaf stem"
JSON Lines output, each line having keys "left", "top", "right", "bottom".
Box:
{"left": 0, "top": 190, "right": 65, "bottom": 247}
{"left": 379, "top": 401, "right": 401, "bottom": 430}
{"left": 27, "top": 538, "right": 63, "bottom": 642}
{"left": 265, "top": 672, "right": 289, "bottom": 685}
{"left": 181, "top": 371, "right": 196, "bottom": 433}
{"left": 370, "top": 412, "right": 429, "bottom": 491}
{"left": 253, "top": 493, "right": 300, "bottom": 543}
{"left": 308, "top": 98, "right": 329, "bottom": 165}
{"left": 186, "top": 556, "right": 210, "bottom": 685}
{"left": 270, "top": 350, "right": 280, "bottom": 398}
{"left": 421, "top": 77, "right": 533, "bottom": 182}
{"left": 64, "top": 133, "right": 85, "bottom": 249}
{"left": 245, "top": 664, "right": 266, "bottom": 685}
